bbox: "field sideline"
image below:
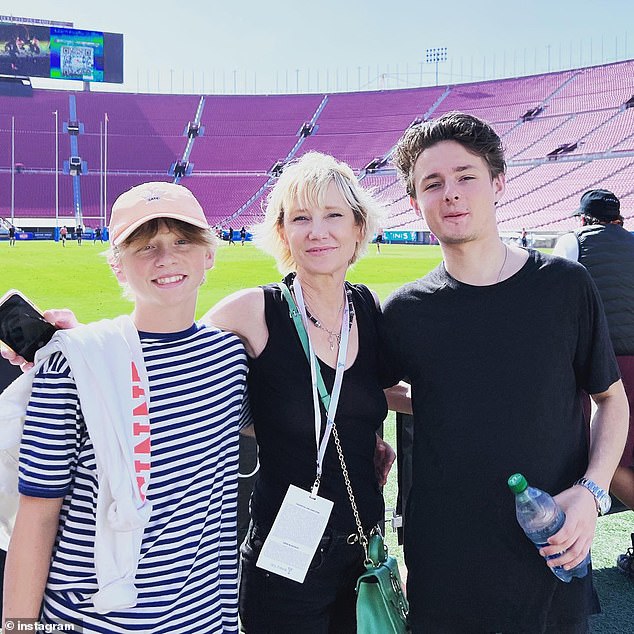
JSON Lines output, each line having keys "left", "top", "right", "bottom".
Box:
{"left": 0, "top": 240, "right": 441, "bottom": 319}
{"left": 1, "top": 240, "right": 632, "bottom": 631}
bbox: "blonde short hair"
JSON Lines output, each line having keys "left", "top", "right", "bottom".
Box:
{"left": 253, "top": 152, "right": 385, "bottom": 274}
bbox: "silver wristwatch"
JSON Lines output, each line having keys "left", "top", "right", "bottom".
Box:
{"left": 574, "top": 477, "right": 611, "bottom": 515}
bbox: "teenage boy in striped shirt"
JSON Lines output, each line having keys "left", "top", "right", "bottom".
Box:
{"left": 3, "top": 182, "right": 249, "bottom": 633}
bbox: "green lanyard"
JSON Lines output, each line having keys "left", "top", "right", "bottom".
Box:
{"left": 279, "top": 282, "right": 331, "bottom": 410}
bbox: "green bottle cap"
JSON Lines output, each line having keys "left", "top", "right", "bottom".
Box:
{"left": 508, "top": 473, "right": 528, "bottom": 494}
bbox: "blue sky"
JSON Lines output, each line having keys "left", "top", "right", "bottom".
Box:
{"left": 9, "top": 0, "right": 634, "bottom": 93}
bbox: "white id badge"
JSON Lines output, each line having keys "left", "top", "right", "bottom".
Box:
{"left": 256, "top": 484, "right": 333, "bottom": 583}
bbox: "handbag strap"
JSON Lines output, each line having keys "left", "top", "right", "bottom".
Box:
{"left": 367, "top": 532, "right": 387, "bottom": 566}
{"left": 279, "top": 281, "right": 374, "bottom": 562}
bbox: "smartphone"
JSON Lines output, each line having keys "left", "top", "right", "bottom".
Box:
{"left": 0, "top": 290, "right": 58, "bottom": 362}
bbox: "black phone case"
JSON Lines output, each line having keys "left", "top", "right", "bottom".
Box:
{"left": 0, "top": 292, "right": 57, "bottom": 362}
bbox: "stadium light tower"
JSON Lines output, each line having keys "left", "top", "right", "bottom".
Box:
{"left": 53, "top": 110, "right": 59, "bottom": 230}
{"left": 425, "top": 47, "right": 448, "bottom": 86}
{"left": 10, "top": 116, "right": 14, "bottom": 225}
{"left": 104, "top": 113, "right": 109, "bottom": 226}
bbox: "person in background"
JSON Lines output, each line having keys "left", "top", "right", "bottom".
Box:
{"left": 2, "top": 182, "right": 250, "bottom": 633}
{"left": 554, "top": 188, "right": 634, "bottom": 579}
{"left": 384, "top": 112, "right": 628, "bottom": 633}
{"left": 375, "top": 228, "right": 384, "bottom": 253}
{"left": 76, "top": 225, "right": 83, "bottom": 246}
{"left": 240, "top": 225, "right": 247, "bottom": 246}
{"left": 227, "top": 226, "right": 235, "bottom": 245}
{"left": 94, "top": 226, "right": 102, "bottom": 244}
{"left": 60, "top": 226, "right": 67, "bottom": 247}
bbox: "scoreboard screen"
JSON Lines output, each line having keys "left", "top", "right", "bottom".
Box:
{"left": 0, "top": 21, "right": 123, "bottom": 83}
{"left": 49, "top": 28, "right": 104, "bottom": 82}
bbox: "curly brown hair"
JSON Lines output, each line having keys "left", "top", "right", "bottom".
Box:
{"left": 392, "top": 112, "right": 506, "bottom": 198}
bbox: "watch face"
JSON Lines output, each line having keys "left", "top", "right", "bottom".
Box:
{"left": 599, "top": 493, "right": 612, "bottom": 515}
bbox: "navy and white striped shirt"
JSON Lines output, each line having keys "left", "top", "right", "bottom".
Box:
{"left": 19, "top": 324, "right": 249, "bottom": 633}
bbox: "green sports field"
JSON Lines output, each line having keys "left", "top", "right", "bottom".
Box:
{"left": 1, "top": 240, "right": 632, "bottom": 631}
{"left": 0, "top": 239, "right": 442, "bottom": 319}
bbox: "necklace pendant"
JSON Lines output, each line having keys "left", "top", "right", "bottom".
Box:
{"left": 328, "top": 333, "right": 337, "bottom": 351}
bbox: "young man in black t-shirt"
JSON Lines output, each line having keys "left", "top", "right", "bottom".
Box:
{"left": 384, "top": 112, "right": 629, "bottom": 633}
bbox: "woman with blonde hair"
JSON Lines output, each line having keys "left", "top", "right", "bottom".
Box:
{"left": 206, "top": 151, "right": 404, "bottom": 633}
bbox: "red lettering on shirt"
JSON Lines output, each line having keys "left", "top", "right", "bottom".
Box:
{"left": 131, "top": 361, "right": 151, "bottom": 502}
{"left": 135, "top": 459, "right": 151, "bottom": 472}
{"left": 133, "top": 402, "right": 149, "bottom": 416}
{"left": 133, "top": 422, "right": 151, "bottom": 436}
{"left": 135, "top": 437, "right": 151, "bottom": 455}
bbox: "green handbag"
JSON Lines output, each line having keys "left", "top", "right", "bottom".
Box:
{"left": 356, "top": 533, "right": 410, "bottom": 634}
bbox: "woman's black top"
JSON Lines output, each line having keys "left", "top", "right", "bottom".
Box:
{"left": 247, "top": 281, "right": 394, "bottom": 533}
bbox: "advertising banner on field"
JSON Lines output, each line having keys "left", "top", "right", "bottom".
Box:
{"left": 385, "top": 231, "right": 418, "bottom": 243}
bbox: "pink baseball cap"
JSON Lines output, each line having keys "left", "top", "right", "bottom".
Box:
{"left": 109, "top": 181, "right": 209, "bottom": 246}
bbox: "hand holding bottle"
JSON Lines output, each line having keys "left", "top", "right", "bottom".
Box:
{"left": 508, "top": 473, "right": 590, "bottom": 582}
{"left": 541, "top": 485, "right": 598, "bottom": 572}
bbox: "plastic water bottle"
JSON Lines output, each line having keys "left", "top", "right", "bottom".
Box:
{"left": 507, "top": 473, "right": 590, "bottom": 582}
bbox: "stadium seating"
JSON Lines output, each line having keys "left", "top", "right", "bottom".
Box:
{"left": 0, "top": 59, "right": 632, "bottom": 234}
{"left": 294, "top": 87, "right": 445, "bottom": 170}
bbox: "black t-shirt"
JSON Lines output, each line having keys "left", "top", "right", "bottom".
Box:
{"left": 247, "top": 282, "right": 394, "bottom": 533}
{"left": 382, "top": 250, "right": 620, "bottom": 632}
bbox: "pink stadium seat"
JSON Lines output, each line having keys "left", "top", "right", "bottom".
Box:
{"left": 0, "top": 59, "right": 632, "bottom": 232}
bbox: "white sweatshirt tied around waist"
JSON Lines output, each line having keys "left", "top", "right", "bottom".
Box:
{"left": 0, "top": 315, "right": 152, "bottom": 613}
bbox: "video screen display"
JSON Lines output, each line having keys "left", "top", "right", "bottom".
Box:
{"left": 0, "top": 22, "right": 50, "bottom": 77}
{"left": 50, "top": 27, "right": 104, "bottom": 81}
{"left": 0, "top": 21, "right": 122, "bottom": 83}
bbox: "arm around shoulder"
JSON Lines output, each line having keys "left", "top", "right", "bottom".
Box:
{"left": 3, "top": 495, "right": 63, "bottom": 622}
{"left": 201, "top": 287, "right": 268, "bottom": 358}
